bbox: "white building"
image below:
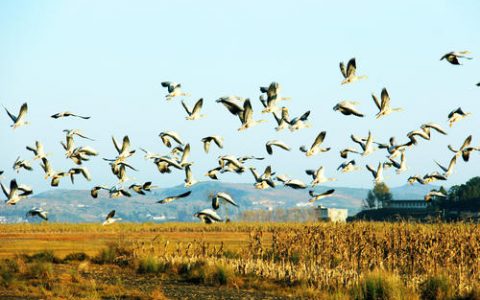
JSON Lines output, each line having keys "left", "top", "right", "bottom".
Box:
{"left": 316, "top": 207, "right": 348, "bottom": 222}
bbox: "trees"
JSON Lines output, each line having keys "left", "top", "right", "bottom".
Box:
{"left": 444, "top": 177, "right": 480, "bottom": 211}
{"left": 364, "top": 182, "right": 393, "bottom": 209}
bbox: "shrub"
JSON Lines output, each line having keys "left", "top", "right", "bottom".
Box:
{"left": 63, "top": 252, "right": 89, "bottom": 262}
{"left": 419, "top": 275, "right": 453, "bottom": 300}
{"left": 0, "top": 259, "right": 19, "bottom": 287}
{"left": 25, "top": 250, "right": 61, "bottom": 264}
{"left": 351, "top": 270, "right": 405, "bottom": 300}
{"left": 93, "top": 242, "right": 133, "bottom": 266}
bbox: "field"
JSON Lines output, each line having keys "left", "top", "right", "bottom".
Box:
{"left": 1, "top": 222, "right": 480, "bottom": 299}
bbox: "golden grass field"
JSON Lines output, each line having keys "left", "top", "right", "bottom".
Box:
{"left": 1, "top": 222, "right": 480, "bottom": 299}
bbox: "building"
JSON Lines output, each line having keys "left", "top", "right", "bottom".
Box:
{"left": 388, "top": 200, "right": 428, "bottom": 209}
{"left": 316, "top": 206, "right": 348, "bottom": 222}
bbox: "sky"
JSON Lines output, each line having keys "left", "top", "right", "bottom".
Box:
{"left": 0, "top": 0, "right": 479, "bottom": 194}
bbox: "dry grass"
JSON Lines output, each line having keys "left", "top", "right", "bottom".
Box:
{"left": 1, "top": 221, "right": 480, "bottom": 299}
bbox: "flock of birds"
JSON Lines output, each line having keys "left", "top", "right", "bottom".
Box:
{"left": 1, "top": 50, "right": 478, "bottom": 224}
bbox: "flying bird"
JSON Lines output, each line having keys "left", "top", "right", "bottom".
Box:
{"left": 447, "top": 135, "right": 477, "bottom": 162}
{"left": 306, "top": 166, "right": 336, "bottom": 186}
{"left": 194, "top": 208, "right": 223, "bottom": 224}
{"left": 103, "top": 210, "right": 121, "bottom": 225}
{"left": 333, "top": 101, "right": 364, "bottom": 117}
{"left": 1, "top": 179, "right": 33, "bottom": 205}
{"left": 201, "top": 136, "right": 224, "bottom": 153}
{"left": 366, "top": 163, "right": 384, "bottom": 183}
{"left": 4, "top": 102, "right": 29, "bottom": 129}
{"left": 372, "top": 88, "right": 402, "bottom": 119}
{"left": 159, "top": 131, "right": 184, "bottom": 148}
{"left": 266, "top": 140, "right": 291, "bottom": 155}
{"left": 157, "top": 191, "right": 192, "bottom": 204}
{"left": 51, "top": 111, "right": 90, "bottom": 119}
{"left": 26, "top": 208, "right": 48, "bottom": 221}
{"left": 300, "top": 131, "right": 330, "bottom": 157}
{"left": 339, "top": 58, "right": 367, "bottom": 85}
{"left": 12, "top": 157, "right": 33, "bottom": 173}
{"left": 161, "top": 81, "right": 190, "bottom": 100}
{"left": 337, "top": 160, "right": 360, "bottom": 173}
{"left": 440, "top": 51, "right": 472, "bottom": 65}
{"left": 275, "top": 175, "right": 307, "bottom": 189}
{"left": 448, "top": 107, "right": 471, "bottom": 127}
{"left": 212, "top": 192, "right": 238, "bottom": 210}
{"left": 424, "top": 189, "right": 447, "bottom": 202}
{"left": 26, "top": 141, "right": 49, "bottom": 160}
{"left": 308, "top": 189, "right": 335, "bottom": 203}
{"left": 249, "top": 166, "right": 275, "bottom": 189}
{"left": 238, "top": 99, "right": 266, "bottom": 131}
{"left": 182, "top": 98, "right": 205, "bottom": 120}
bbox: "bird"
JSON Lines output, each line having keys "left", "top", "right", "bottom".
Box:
{"left": 351, "top": 131, "right": 375, "bottom": 156}
{"left": 275, "top": 175, "right": 307, "bottom": 189}
{"left": 216, "top": 96, "right": 245, "bottom": 116}
{"left": 272, "top": 110, "right": 289, "bottom": 131}
{"left": 333, "top": 101, "right": 364, "bottom": 117}
{"left": 376, "top": 137, "right": 413, "bottom": 159}
{"left": 103, "top": 210, "right": 121, "bottom": 225}
{"left": 26, "top": 208, "right": 48, "bottom": 221}
{"left": 308, "top": 189, "right": 335, "bottom": 203}
{"left": 265, "top": 140, "right": 291, "bottom": 155}
{"left": 1, "top": 179, "right": 33, "bottom": 205}
{"left": 420, "top": 123, "right": 447, "bottom": 136}
{"left": 424, "top": 189, "right": 447, "bottom": 202}
{"left": 159, "top": 131, "right": 184, "bottom": 148}
{"left": 129, "top": 182, "right": 156, "bottom": 195}
{"left": 407, "top": 175, "right": 426, "bottom": 185}
{"left": 4, "top": 102, "right": 29, "bottom": 129}
{"left": 184, "top": 164, "right": 197, "bottom": 187}
{"left": 448, "top": 107, "right": 471, "bottom": 127}
{"left": 372, "top": 88, "right": 402, "bottom": 119}
{"left": 63, "top": 129, "right": 95, "bottom": 141}
{"left": 201, "top": 136, "right": 224, "bottom": 153}
{"left": 300, "top": 131, "right": 330, "bottom": 157}
{"left": 447, "top": 135, "right": 477, "bottom": 162}
{"left": 249, "top": 166, "right": 275, "bottom": 189}
{"left": 337, "top": 160, "right": 360, "bottom": 173}
{"left": 161, "top": 81, "right": 190, "bottom": 100}
{"left": 212, "top": 192, "right": 238, "bottom": 210}
{"left": 340, "top": 148, "right": 360, "bottom": 159}
{"left": 339, "top": 58, "right": 367, "bottom": 85}
{"left": 67, "top": 167, "right": 91, "bottom": 184}
{"left": 182, "top": 98, "right": 205, "bottom": 120}
{"left": 259, "top": 82, "right": 290, "bottom": 113}
{"left": 288, "top": 110, "right": 311, "bottom": 132}
{"left": 366, "top": 163, "right": 384, "bottom": 183}
{"left": 26, "top": 141, "right": 49, "bottom": 160}
{"left": 440, "top": 51, "right": 472, "bottom": 65}
{"left": 51, "top": 111, "right": 90, "bottom": 119}
{"left": 205, "top": 166, "right": 223, "bottom": 180}
{"left": 388, "top": 150, "right": 407, "bottom": 174}
{"left": 12, "top": 157, "right": 33, "bottom": 173}
{"left": 306, "top": 166, "right": 336, "bottom": 186}
{"left": 435, "top": 155, "right": 457, "bottom": 178}
{"left": 153, "top": 156, "right": 183, "bottom": 174}
{"left": 238, "top": 99, "right": 266, "bottom": 131}
{"left": 111, "top": 135, "right": 135, "bottom": 160}
{"left": 157, "top": 191, "right": 192, "bottom": 204}
{"left": 194, "top": 209, "right": 222, "bottom": 224}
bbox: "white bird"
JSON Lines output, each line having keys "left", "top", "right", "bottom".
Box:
{"left": 351, "top": 131, "right": 375, "bottom": 156}
{"left": 212, "top": 192, "right": 238, "bottom": 210}
{"left": 12, "top": 157, "right": 33, "bottom": 173}
{"left": 340, "top": 148, "right": 361, "bottom": 159}
{"left": 366, "top": 163, "right": 384, "bottom": 183}
{"left": 182, "top": 98, "right": 205, "bottom": 120}
{"left": 407, "top": 175, "right": 426, "bottom": 185}
{"left": 447, "top": 135, "right": 477, "bottom": 162}
{"left": 259, "top": 82, "right": 290, "bottom": 113}
{"left": 388, "top": 151, "right": 407, "bottom": 174}
{"left": 63, "top": 129, "right": 95, "bottom": 141}
{"left": 288, "top": 110, "right": 311, "bottom": 132}
{"left": 103, "top": 210, "right": 122, "bottom": 225}
{"left": 308, "top": 189, "right": 335, "bottom": 203}
{"left": 306, "top": 166, "right": 336, "bottom": 186}
{"left": 51, "top": 111, "right": 90, "bottom": 119}
{"left": 67, "top": 167, "right": 92, "bottom": 184}
{"left": 205, "top": 166, "right": 223, "bottom": 180}
{"left": 337, "top": 160, "right": 360, "bottom": 173}
{"left": 372, "top": 88, "right": 402, "bottom": 119}
{"left": 440, "top": 51, "right": 472, "bottom": 65}
{"left": 333, "top": 101, "right": 364, "bottom": 117}
{"left": 266, "top": 140, "right": 291, "bottom": 155}
{"left": 157, "top": 191, "right": 192, "bottom": 204}
{"left": 249, "top": 166, "right": 275, "bottom": 189}
{"left": 339, "top": 58, "right": 367, "bottom": 85}
{"left": 112, "top": 135, "right": 135, "bottom": 160}
{"left": 184, "top": 164, "right": 197, "bottom": 187}
{"left": 194, "top": 209, "right": 222, "bottom": 224}
{"left": 424, "top": 189, "right": 447, "bottom": 202}
{"left": 26, "top": 141, "right": 49, "bottom": 160}
{"left": 4, "top": 103, "right": 29, "bottom": 129}
{"left": 420, "top": 123, "right": 447, "bottom": 136}
{"left": 161, "top": 81, "right": 190, "bottom": 100}
{"left": 1, "top": 179, "right": 33, "bottom": 205}
{"left": 159, "top": 131, "right": 184, "bottom": 148}
{"left": 272, "top": 110, "right": 289, "bottom": 131}
{"left": 26, "top": 208, "right": 48, "bottom": 221}
{"left": 201, "top": 136, "right": 224, "bottom": 153}
{"left": 238, "top": 99, "right": 266, "bottom": 131}
{"left": 300, "top": 131, "right": 330, "bottom": 157}
{"left": 275, "top": 175, "right": 307, "bottom": 189}
{"left": 129, "top": 182, "right": 157, "bottom": 195}
{"left": 216, "top": 96, "right": 245, "bottom": 116}
{"left": 435, "top": 155, "right": 457, "bottom": 178}
{"left": 154, "top": 156, "right": 183, "bottom": 174}
{"left": 448, "top": 107, "right": 471, "bottom": 127}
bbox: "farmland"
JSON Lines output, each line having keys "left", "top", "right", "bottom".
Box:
{"left": 1, "top": 222, "right": 480, "bottom": 299}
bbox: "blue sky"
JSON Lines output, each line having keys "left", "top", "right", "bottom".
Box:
{"left": 0, "top": 1, "right": 479, "bottom": 193}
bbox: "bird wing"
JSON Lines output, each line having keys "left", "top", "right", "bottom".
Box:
{"left": 311, "top": 131, "right": 326, "bottom": 149}
{"left": 346, "top": 58, "right": 356, "bottom": 77}
{"left": 4, "top": 106, "right": 17, "bottom": 122}
{"left": 176, "top": 191, "right": 192, "bottom": 199}
{"left": 460, "top": 135, "right": 472, "bottom": 150}
{"left": 181, "top": 100, "right": 191, "bottom": 115}
{"left": 17, "top": 103, "right": 28, "bottom": 121}
{"left": 339, "top": 62, "right": 347, "bottom": 79}
{"left": 0, "top": 182, "right": 9, "bottom": 198}
{"left": 372, "top": 93, "right": 381, "bottom": 111}
{"left": 121, "top": 136, "right": 131, "bottom": 154}
{"left": 192, "top": 98, "right": 203, "bottom": 115}
{"left": 112, "top": 136, "right": 121, "bottom": 154}
{"left": 106, "top": 210, "right": 116, "bottom": 220}
{"left": 380, "top": 88, "right": 390, "bottom": 110}
{"left": 242, "top": 99, "right": 253, "bottom": 123}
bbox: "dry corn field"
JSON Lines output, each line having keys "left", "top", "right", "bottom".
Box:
{"left": 1, "top": 222, "right": 480, "bottom": 299}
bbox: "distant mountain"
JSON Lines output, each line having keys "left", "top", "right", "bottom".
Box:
{"left": 0, "top": 182, "right": 431, "bottom": 223}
